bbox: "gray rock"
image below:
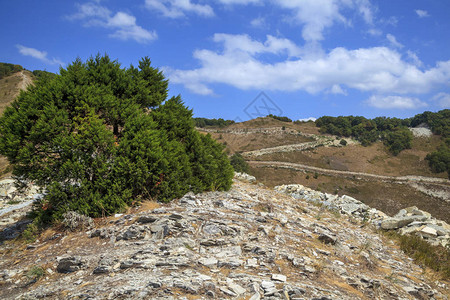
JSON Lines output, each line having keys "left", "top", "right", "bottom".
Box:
{"left": 62, "top": 211, "right": 94, "bottom": 231}
{"left": 227, "top": 279, "right": 246, "bottom": 295}
{"left": 218, "top": 258, "right": 243, "bottom": 268}
{"left": 136, "top": 215, "right": 158, "bottom": 224}
{"left": 318, "top": 233, "right": 337, "bottom": 245}
{"left": 381, "top": 216, "right": 428, "bottom": 230}
{"left": 57, "top": 256, "right": 85, "bottom": 273}
{"left": 93, "top": 266, "right": 111, "bottom": 274}
{"left": 198, "top": 257, "right": 218, "bottom": 267}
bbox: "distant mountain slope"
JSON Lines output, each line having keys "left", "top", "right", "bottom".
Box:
{"left": 0, "top": 66, "right": 35, "bottom": 178}
{"left": 0, "top": 69, "right": 34, "bottom": 116}
{"left": 199, "top": 116, "right": 450, "bottom": 223}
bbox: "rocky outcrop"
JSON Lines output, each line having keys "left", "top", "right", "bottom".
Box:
{"left": 0, "top": 177, "right": 448, "bottom": 299}
{"left": 276, "top": 184, "right": 450, "bottom": 248}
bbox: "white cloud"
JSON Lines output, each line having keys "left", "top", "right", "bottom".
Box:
{"left": 368, "top": 28, "right": 382, "bottom": 36}
{"left": 406, "top": 50, "right": 423, "bottom": 67}
{"left": 415, "top": 9, "right": 430, "bottom": 18}
{"left": 330, "top": 84, "right": 347, "bottom": 95}
{"left": 213, "top": 33, "right": 302, "bottom": 57}
{"left": 274, "top": 0, "right": 375, "bottom": 42}
{"left": 366, "top": 95, "right": 428, "bottom": 109}
{"left": 217, "top": 0, "right": 262, "bottom": 4}
{"left": 432, "top": 93, "right": 450, "bottom": 108}
{"left": 16, "top": 45, "right": 64, "bottom": 66}
{"left": 145, "top": 0, "right": 214, "bottom": 18}
{"left": 297, "top": 117, "right": 317, "bottom": 122}
{"left": 68, "top": 2, "right": 157, "bottom": 43}
{"left": 250, "top": 16, "right": 266, "bottom": 28}
{"left": 166, "top": 33, "right": 450, "bottom": 96}
{"left": 386, "top": 33, "right": 403, "bottom": 48}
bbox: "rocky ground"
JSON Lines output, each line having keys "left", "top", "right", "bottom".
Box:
{"left": 0, "top": 176, "right": 449, "bottom": 299}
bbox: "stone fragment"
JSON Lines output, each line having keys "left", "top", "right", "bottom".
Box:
{"left": 62, "top": 211, "right": 94, "bottom": 231}
{"left": 418, "top": 226, "right": 438, "bottom": 238}
{"left": 249, "top": 292, "right": 261, "bottom": 300}
{"left": 220, "top": 287, "right": 237, "bottom": 297}
{"left": 198, "top": 257, "right": 218, "bottom": 267}
{"left": 381, "top": 216, "right": 428, "bottom": 230}
{"left": 247, "top": 258, "right": 258, "bottom": 267}
{"left": 318, "top": 233, "right": 337, "bottom": 245}
{"left": 218, "top": 258, "right": 243, "bottom": 268}
{"left": 93, "top": 266, "right": 111, "bottom": 274}
{"left": 136, "top": 215, "right": 158, "bottom": 224}
{"left": 271, "top": 274, "right": 287, "bottom": 282}
{"left": 227, "top": 279, "right": 246, "bottom": 295}
{"left": 57, "top": 256, "right": 85, "bottom": 273}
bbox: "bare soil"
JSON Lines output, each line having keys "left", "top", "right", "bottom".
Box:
{"left": 254, "top": 136, "right": 446, "bottom": 178}
{"left": 249, "top": 164, "right": 450, "bottom": 223}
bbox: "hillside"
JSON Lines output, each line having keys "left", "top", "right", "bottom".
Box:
{"left": 0, "top": 68, "right": 35, "bottom": 177}
{"left": 0, "top": 176, "right": 449, "bottom": 299}
{"left": 200, "top": 117, "right": 450, "bottom": 223}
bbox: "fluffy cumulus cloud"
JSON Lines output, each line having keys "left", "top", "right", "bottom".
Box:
{"left": 68, "top": 2, "right": 157, "bottom": 43}
{"left": 274, "top": 0, "right": 374, "bottom": 42}
{"left": 415, "top": 9, "right": 430, "bottom": 18}
{"left": 365, "top": 95, "right": 428, "bottom": 109}
{"left": 166, "top": 33, "right": 450, "bottom": 97}
{"left": 145, "top": 0, "right": 214, "bottom": 18}
{"left": 16, "top": 45, "right": 64, "bottom": 66}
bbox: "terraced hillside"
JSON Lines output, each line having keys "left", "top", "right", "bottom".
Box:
{"left": 200, "top": 117, "right": 450, "bottom": 223}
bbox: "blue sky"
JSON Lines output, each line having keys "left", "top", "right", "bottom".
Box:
{"left": 1, "top": 0, "right": 449, "bottom": 121}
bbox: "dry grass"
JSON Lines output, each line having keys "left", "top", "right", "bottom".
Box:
{"left": 255, "top": 137, "right": 446, "bottom": 178}
{"left": 249, "top": 165, "right": 450, "bottom": 223}
{"left": 209, "top": 131, "right": 313, "bottom": 154}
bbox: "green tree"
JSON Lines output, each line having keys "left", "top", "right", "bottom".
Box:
{"left": 384, "top": 128, "right": 413, "bottom": 156}
{"left": 0, "top": 54, "right": 233, "bottom": 222}
{"left": 230, "top": 153, "right": 250, "bottom": 173}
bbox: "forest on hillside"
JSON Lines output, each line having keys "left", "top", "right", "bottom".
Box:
{"left": 0, "top": 62, "right": 23, "bottom": 79}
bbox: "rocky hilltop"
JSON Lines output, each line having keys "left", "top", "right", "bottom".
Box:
{"left": 0, "top": 175, "right": 449, "bottom": 299}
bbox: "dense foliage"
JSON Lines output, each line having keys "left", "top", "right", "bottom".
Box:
{"left": 230, "top": 153, "right": 249, "bottom": 173}
{"left": 194, "top": 117, "right": 235, "bottom": 128}
{"left": 0, "top": 55, "right": 234, "bottom": 222}
{"left": 315, "top": 115, "right": 412, "bottom": 153}
{"left": 32, "top": 70, "right": 57, "bottom": 81}
{"left": 411, "top": 109, "right": 450, "bottom": 137}
{"left": 411, "top": 110, "right": 450, "bottom": 178}
{"left": 267, "top": 114, "right": 292, "bottom": 122}
{"left": 0, "top": 62, "right": 23, "bottom": 79}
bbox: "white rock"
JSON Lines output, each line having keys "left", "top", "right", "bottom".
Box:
{"left": 271, "top": 274, "right": 287, "bottom": 282}
{"left": 198, "top": 257, "right": 218, "bottom": 267}
{"left": 419, "top": 226, "right": 438, "bottom": 238}
{"left": 247, "top": 258, "right": 258, "bottom": 267}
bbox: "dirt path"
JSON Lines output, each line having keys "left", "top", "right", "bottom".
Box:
{"left": 17, "top": 71, "right": 32, "bottom": 94}
{"left": 249, "top": 160, "right": 450, "bottom": 201}
{"left": 249, "top": 160, "right": 450, "bottom": 185}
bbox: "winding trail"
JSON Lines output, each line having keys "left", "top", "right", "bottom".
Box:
{"left": 249, "top": 160, "right": 450, "bottom": 185}
{"left": 249, "top": 160, "right": 450, "bottom": 202}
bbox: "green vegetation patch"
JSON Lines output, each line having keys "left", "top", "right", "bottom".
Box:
{"left": 383, "top": 231, "right": 450, "bottom": 279}
{"left": 0, "top": 62, "right": 23, "bottom": 79}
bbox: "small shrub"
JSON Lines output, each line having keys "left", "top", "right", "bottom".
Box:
{"left": 306, "top": 175, "right": 310, "bottom": 179}
{"left": 313, "top": 172, "right": 319, "bottom": 179}
{"left": 230, "top": 153, "right": 250, "bottom": 173}
{"left": 340, "top": 139, "right": 347, "bottom": 146}
{"left": 26, "top": 266, "right": 45, "bottom": 281}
